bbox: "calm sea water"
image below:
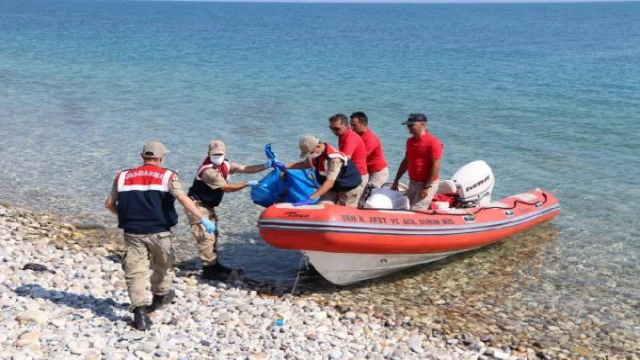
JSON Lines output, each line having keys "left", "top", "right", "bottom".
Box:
{"left": 1, "top": 0, "right": 639, "bottom": 331}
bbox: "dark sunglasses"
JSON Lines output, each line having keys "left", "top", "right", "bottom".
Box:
{"left": 329, "top": 126, "right": 344, "bottom": 131}
{"left": 406, "top": 123, "right": 419, "bottom": 128}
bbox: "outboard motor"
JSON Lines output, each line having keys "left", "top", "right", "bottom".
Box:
{"left": 451, "top": 160, "right": 495, "bottom": 208}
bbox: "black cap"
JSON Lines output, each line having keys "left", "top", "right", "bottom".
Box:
{"left": 401, "top": 113, "right": 428, "bottom": 125}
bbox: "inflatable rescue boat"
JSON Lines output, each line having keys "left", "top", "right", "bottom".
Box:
{"left": 258, "top": 161, "right": 560, "bottom": 285}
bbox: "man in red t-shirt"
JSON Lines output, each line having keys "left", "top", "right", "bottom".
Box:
{"left": 329, "top": 113, "right": 368, "bottom": 202}
{"left": 349, "top": 111, "right": 389, "bottom": 188}
{"left": 391, "top": 113, "right": 443, "bottom": 211}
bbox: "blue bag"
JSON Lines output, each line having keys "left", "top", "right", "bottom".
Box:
{"left": 251, "top": 144, "right": 319, "bottom": 208}
{"left": 251, "top": 167, "right": 286, "bottom": 207}
{"left": 282, "top": 168, "right": 317, "bottom": 203}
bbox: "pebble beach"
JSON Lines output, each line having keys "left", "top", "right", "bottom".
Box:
{"left": 3, "top": 1, "right": 640, "bottom": 358}
{"left": 1, "top": 203, "right": 638, "bottom": 360}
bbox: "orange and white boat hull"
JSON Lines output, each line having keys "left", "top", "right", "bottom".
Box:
{"left": 258, "top": 189, "right": 560, "bottom": 285}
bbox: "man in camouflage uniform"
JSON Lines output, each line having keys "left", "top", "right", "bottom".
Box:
{"left": 105, "top": 141, "right": 215, "bottom": 331}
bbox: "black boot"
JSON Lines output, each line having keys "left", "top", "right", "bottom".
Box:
{"left": 147, "top": 290, "right": 175, "bottom": 313}
{"left": 132, "top": 307, "right": 152, "bottom": 331}
{"left": 202, "top": 262, "right": 233, "bottom": 281}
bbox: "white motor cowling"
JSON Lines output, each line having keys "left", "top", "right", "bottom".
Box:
{"left": 451, "top": 160, "right": 495, "bottom": 207}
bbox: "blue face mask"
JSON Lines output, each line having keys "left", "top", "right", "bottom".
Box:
{"left": 209, "top": 154, "right": 225, "bottom": 166}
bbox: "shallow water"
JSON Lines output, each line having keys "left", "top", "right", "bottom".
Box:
{"left": 1, "top": 0, "right": 639, "bottom": 344}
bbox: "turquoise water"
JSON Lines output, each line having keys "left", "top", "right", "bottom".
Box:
{"left": 1, "top": 0, "right": 639, "bottom": 333}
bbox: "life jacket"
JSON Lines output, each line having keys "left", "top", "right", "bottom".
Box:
{"left": 116, "top": 164, "right": 178, "bottom": 235}
{"left": 187, "top": 157, "right": 230, "bottom": 208}
{"left": 312, "top": 144, "right": 362, "bottom": 191}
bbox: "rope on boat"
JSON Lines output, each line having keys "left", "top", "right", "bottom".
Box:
{"left": 291, "top": 255, "right": 308, "bottom": 295}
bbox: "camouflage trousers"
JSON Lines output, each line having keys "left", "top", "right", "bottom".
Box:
{"left": 122, "top": 231, "right": 175, "bottom": 310}
{"left": 320, "top": 175, "right": 369, "bottom": 208}
{"left": 186, "top": 202, "right": 219, "bottom": 267}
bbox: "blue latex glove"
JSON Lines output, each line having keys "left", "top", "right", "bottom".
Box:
{"left": 247, "top": 180, "right": 259, "bottom": 188}
{"left": 293, "top": 198, "right": 314, "bottom": 207}
{"left": 264, "top": 159, "right": 274, "bottom": 168}
{"left": 273, "top": 161, "right": 286, "bottom": 171}
{"left": 265, "top": 143, "right": 276, "bottom": 161}
{"left": 200, "top": 217, "right": 216, "bottom": 234}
